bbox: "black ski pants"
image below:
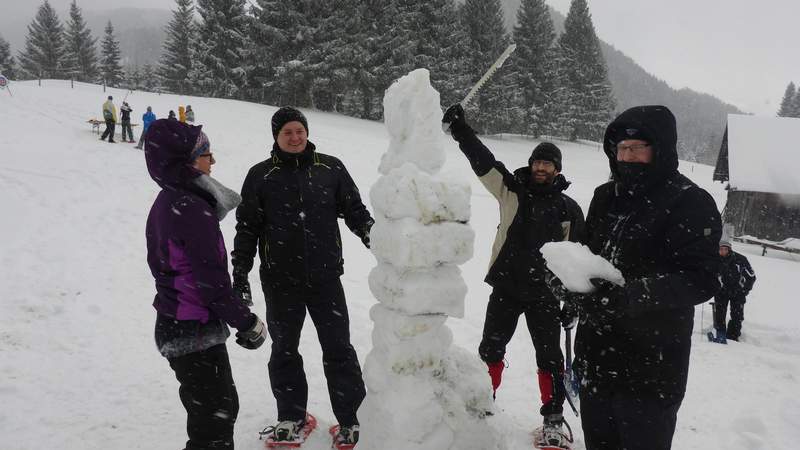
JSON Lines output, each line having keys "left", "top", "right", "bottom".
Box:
{"left": 478, "top": 284, "right": 564, "bottom": 415}
{"left": 713, "top": 295, "right": 746, "bottom": 340}
{"left": 580, "top": 388, "right": 683, "bottom": 450}
{"left": 101, "top": 119, "right": 115, "bottom": 141}
{"left": 121, "top": 120, "right": 133, "bottom": 141}
{"left": 262, "top": 278, "right": 365, "bottom": 426}
{"left": 168, "top": 344, "right": 239, "bottom": 450}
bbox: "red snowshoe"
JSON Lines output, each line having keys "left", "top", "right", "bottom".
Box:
{"left": 329, "top": 424, "right": 359, "bottom": 449}
{"left": 533, "top": 415, "right": 573, "bottom": 450}
{"left": 260, "top": 413, "right": 317, "bottom": 448}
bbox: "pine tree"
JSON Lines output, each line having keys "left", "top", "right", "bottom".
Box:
{"left": 63, "top": 0, "right": 98, "bottom": 82}
{"left": 315, "top": 0, "right": 372, "bottom": 115}
{"left": 141, "top": 64, "right": 158, "bottom": 92}
{"left": 461, "top": 0, "right": 515, "bottom": 134}
{"left": 302, "top": 0, "right": 349, "bottom": 111}
{"left": 791, "top": 90, "right": 800, "bottom": 119}
{"left": 248, "top": 0, "right": 316, "bottom": 106}
{"left": 0, "top": 34, "right": 16, "bottom": 79}
{"left": 158, "top": 0, "right": 195, "bottom": 95}
{"left": 194, "top": 0, "right": 250, "bottom": 99}
{"left": 511, "top": 0, "right": 558, "bottom": 137}
{"left": 360, "top": 0, "right": 404, "bottom": 119}
{"left": 777, "top": 82, "right": 796, "bottom": 117}
{"left": 557, "top": 0, "right": 615, "bottom": 141}
{"left": 391, "top": 0, "right": 471, "bottom": 108}
{"left": 124, "top": 65, "right": 142, "bottom": 90}
{"left": 17, "top": 0, "right": 66, "bottom": 79}
{"left": 99, "top": 21, "right": 124, "bottom": 87}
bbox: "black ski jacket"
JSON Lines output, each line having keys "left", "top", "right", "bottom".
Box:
{"left": 231, "top": 142, "right": 373, "bottom": 287}
{"left": 452, "top": 127, "right": 585, "bottom": 298}
{"left": 120, "top": 105, "right": 132, "bottom": 122}
{"left": 575, "top": 105, "right": 722, "bottom": 396}
{"left": 717, "top": 251, "right": 755, "bottom": 301}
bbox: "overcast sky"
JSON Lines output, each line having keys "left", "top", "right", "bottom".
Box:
{"left": 1, "top": 0, "right": 796, "bottom": 116}
{"left": 546, "top": 0, "right": 798, "bottom": 116}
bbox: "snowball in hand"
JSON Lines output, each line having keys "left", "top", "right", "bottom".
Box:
{"left": 540, "top": 241, "right": 625, "bottom": 293}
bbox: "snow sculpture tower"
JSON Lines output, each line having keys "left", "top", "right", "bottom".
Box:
{"left": 358, "top": 69, "right": 502, "bottom": 450}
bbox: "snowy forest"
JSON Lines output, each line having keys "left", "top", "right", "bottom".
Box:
{"left": 0, "top": 0, "right": 773, "bottom": 161}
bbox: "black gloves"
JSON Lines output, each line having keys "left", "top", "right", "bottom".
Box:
{"left": 361, "top": 231, "right": 371, "bottom": 249}
{"left": 578, "top": 278, "right": 629, "bottom": 316}
{"left": 442, "top": 103, "right": 469, "bottom": 135}
{"left": 560, "top": 300, "right": 579, "bottom": 330}
{"left": 233, "top": 275, "right": 253, "bottom": 307}
{"left": 236, "top": 314, "right": 267, "bottom": 350}
{"left": 360, "top": 219, "right": 374, "bottom": 249}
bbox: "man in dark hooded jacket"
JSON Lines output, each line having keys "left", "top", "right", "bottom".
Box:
{"left": 443, "top": 104, "right": 585, "bottom": 449}
{"left": 710, "top": 237, "right": 756, "bottom": 343}
{"left": 574, "top": 105, "right": 722, "bottom": 450}
{"left": 231, "top": 107, "right": 373, "bottom": 447}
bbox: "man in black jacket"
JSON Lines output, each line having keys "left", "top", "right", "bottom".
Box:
{"left": 575, "top": 105, "right": 722, "bottom": 450}
{"left": 443, "top": 104, "right": 585, "bottom": 449}
{"left": 231, "top": 107, "right": 373, "bottom": 447}
{"left": 710, "top": 238, "right": 756, "bottom": 343}
{"left": 120, "top": 101, "right": 134, "bottom": 143}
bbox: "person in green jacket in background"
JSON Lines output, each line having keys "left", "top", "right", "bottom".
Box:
{"left": 100, "top": 95, "right": 117, "bottom": 143}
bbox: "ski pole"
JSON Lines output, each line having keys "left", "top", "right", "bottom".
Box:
{"left": 700, "top": 302, "right": 704, "bottom": 337}
{"left": 563, "top": 328, "right": 579, "bottom": 417}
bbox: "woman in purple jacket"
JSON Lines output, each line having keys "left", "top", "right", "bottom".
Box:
{"left": 145, "top": 119, "right": 266, "bottom": 450}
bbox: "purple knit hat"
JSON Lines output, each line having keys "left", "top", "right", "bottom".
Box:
{"left": 189, "top": 131, "right": 210, "bottom": 161}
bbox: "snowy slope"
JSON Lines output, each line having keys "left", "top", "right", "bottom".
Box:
{"left": 1, "top": 80, "right": 799, "bottom": 450}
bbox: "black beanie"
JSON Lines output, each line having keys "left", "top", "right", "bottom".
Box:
{"left": 271, "top": 106, "right": 308, "bottom": 139}
{"left": 611, "top": 126, "right": 651, "bottom": 145}
{"left": 529, "top": 142, "right": 562, "bottom": 172}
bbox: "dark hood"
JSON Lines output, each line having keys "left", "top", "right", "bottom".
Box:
{"left": 145, "top": 119, "right": 204, "bottom": 190}
{"left": 603, "top": 105, "right": 679, "bottom": 186}
{"left": 513, "top": 167, "right": 571, "bottom": 193}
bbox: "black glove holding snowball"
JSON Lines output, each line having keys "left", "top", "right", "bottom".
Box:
{"left": 236, "top": 314, "right": 267, "bottom": 350}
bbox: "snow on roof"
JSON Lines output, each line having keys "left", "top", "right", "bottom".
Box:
{"left": 727, "top": 114, "right": 800, "bottom": 195}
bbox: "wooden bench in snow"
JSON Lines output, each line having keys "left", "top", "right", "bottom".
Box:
{"left": 733, "top": 235, "right": 800, "bottom": 256}
{"left": 87, "top": 119, "right": 139, "bottom": 135}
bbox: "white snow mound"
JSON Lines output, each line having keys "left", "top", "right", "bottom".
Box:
{"left": 540, "top": 241, "right": 624, "bottom": 292}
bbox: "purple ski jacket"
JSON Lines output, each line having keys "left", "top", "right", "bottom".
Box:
{"left": 145, "top": 119, "right": 253, "bottom": 340}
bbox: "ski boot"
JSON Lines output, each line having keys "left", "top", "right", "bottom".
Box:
{"left": 330, "top": 423, "right": 359, "bottom": 449}
{"left": 534, "top": 414, "right": 573, "bottom": 450}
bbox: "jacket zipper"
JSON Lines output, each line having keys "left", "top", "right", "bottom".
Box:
{"left": 297, "top": 162, "right": 311, "bottom": 285}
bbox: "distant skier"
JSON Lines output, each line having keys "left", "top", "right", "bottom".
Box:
{"left": 120, "top": 102, "right": 134, "bottom": 143}
{"left": 144, "top": 119, "right": 267, "bottom": 450}
{"left": 186, "top": 105, "right": 195, "bottom": 124}
{"left": 168, "top": 110, "right": 177, "bottom": 121}
{"left": 231, "top": 107, "right": 373, "bottom": 447}
{"left": 100, "top": 95, "right": 116, "bottom": 143}
{"left": 179, "top": 105, "right": 186, "bottom": 123}
{"left": 710, "top": 238, "right": 756, "bottom": 343}
{"left": 135, "top": 106, "right": 156, "bottom": 149}
{"left": 442, "top": 103, "right": 585, "bottom": 449}
{"left": 574, "top": 105, "right": 722, "bottom": 450}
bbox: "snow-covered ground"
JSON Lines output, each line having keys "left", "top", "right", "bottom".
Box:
{"left": 1, "top": 80, "right": 799, "bottom": 450}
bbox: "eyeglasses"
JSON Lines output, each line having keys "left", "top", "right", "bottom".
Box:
{"left": 616, "top": 143, "right": 651, "bottom": 154}
{"left": 197, "top": 153, "right": 214, "bottom": 161}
